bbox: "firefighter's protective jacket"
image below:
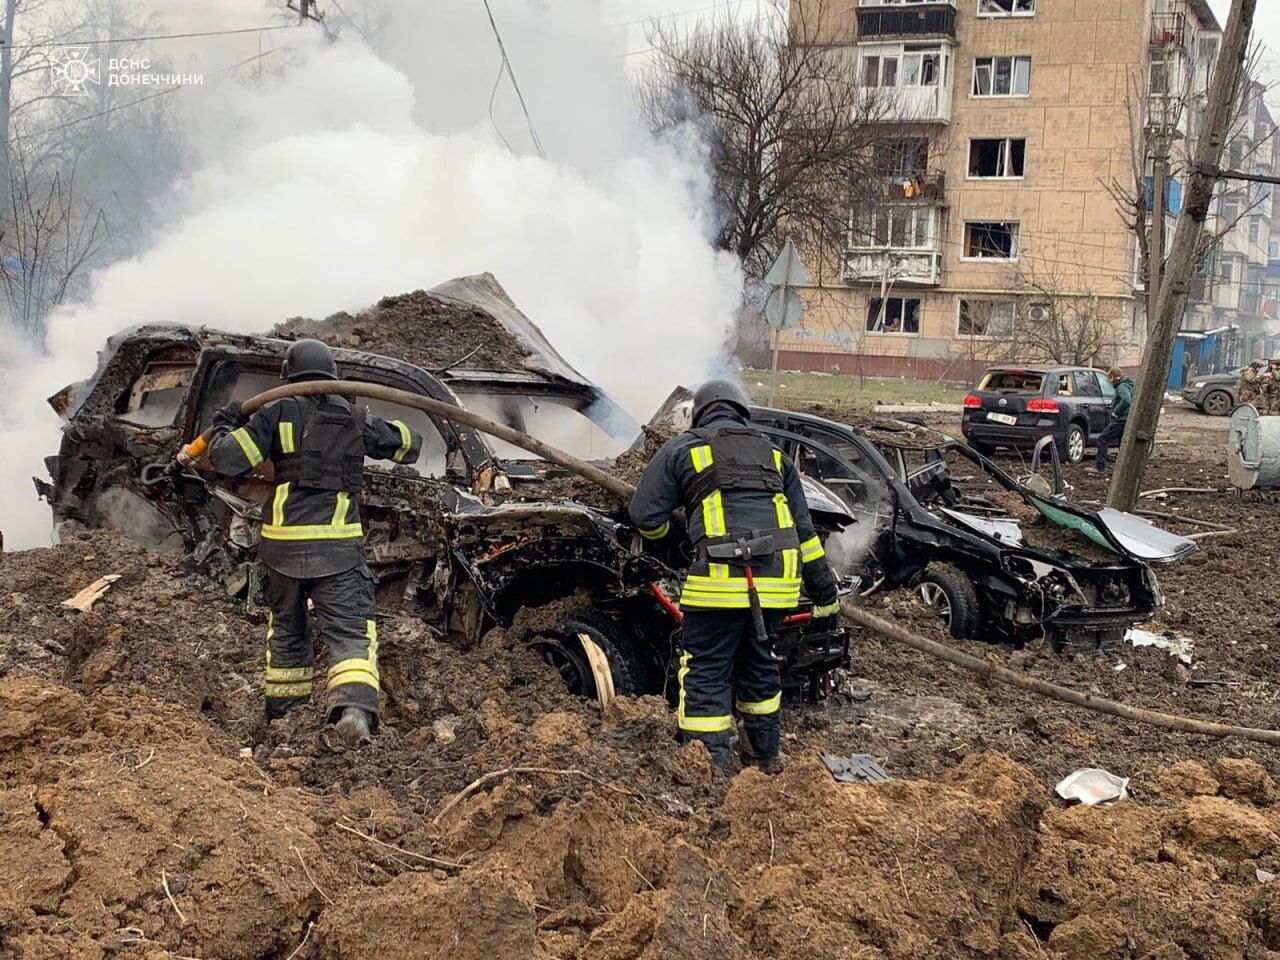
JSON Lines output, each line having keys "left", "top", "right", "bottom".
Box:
{"left": 208, "top": 395, "right": 423, "bottom": 577}
{"left": 628, "top": 408, "right": 839, "bottom": 611}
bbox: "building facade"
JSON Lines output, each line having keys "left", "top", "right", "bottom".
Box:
{"left": 782, "top": 0, "right": 1235, "bottom": 381}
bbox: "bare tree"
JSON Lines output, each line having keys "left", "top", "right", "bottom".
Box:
{"left": 0, "top": 145, "right": 107, "bottom": 335}
{"left": 0, "top": 0, "right": 184, "bottom": 338}
{"left": 639, "top": 0, "right": 898, "bottom": 283}
{"left": 1105, "top": 37, "right": 1273, "bottom": 327}
{"left": 1004, "top": 260, "right": 1125, "bottom": 366}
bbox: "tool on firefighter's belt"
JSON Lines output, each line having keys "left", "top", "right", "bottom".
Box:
{"left": 705, "top": 533, "right": 776, "bottom": 646}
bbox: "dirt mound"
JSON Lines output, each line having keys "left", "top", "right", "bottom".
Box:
{"left": 6, "top": 525, "right": 1280, "bottom": 957}
{"left": 273, "top": 288, "right": 533, "bottom": 374}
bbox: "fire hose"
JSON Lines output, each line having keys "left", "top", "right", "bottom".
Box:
{"left": 178, "top": 379, "right": 1280, "bottom": 746}
{"left": 178, "top": 379, "right": 634, "bottom": 500}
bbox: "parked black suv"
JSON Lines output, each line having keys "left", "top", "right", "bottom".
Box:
{"left": 962, "top": 365, "right": 1116, "bottom": 463}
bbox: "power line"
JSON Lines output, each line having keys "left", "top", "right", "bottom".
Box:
{"left": 607, "top": 0, "right": 753, "bottom": 29}
{"left": 621, "top": 8, "right": 778, "bottom": 56}
{"left": 481, "top": 0, "right": 546, "bottom": 158}
{"left": 0, "top": 24, "right": 291, "bottom": 53}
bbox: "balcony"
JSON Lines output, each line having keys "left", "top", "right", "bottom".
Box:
{"left": 861, "top": 83, "right": 952, "bottom": 124}
{"left": 882, "top": 171, "right": 946, "bottom": 202}
{"left": 1150, "top": 12, "right": 1188, "bottom": 50}
{"left": 843, "top": 249, "right": 943, "bottom": 286}
{"left": 857, "top": 3, "right": 957, "bottom": 40}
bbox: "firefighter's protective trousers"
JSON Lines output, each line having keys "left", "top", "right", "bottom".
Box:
{"left": 678, "top": 609, "right": 785, "bottom": 765}
{"left": 628, "top": 408, "right": 840, "bottom": 759}
{"left": 263, "top": 564, "right": 380, "bottom": 723}
{"left": 206, "top": 391, "right": 423, "bottom": 724}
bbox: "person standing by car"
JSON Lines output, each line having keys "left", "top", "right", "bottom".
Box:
{"left": 204, "top": 339, "right": 423, "bottom": 745}
{"left": 1094, "top": 366, "right": 1134, "bottom": 473}
{"left": 628, "top": 380, "right": 840, "bottom": 774}
{"left": 1263, "top": 360, "right": 1280, "bottom": 415}
{"left": 1239, "top": 360, "right": 1264, "bottom": 408}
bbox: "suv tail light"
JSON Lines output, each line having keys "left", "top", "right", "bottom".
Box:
{"left": 963, "top": 394, "right": 982, "bottom": 409}
{"left": 1026, "top": 398, "right": 1060, "bottom": 413}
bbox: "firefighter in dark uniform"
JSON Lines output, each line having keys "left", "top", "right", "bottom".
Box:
{"left": 628, "top": 380, "right": 841, "bottom": 772}
{"left": 205, "top": 339, "right": 423, "bottom": 745}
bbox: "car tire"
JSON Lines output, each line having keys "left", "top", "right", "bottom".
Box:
{"left": 913, "top": 564, "right": 980, "bottom": 640}
{"left": 1063, "top": 423, "right": 1087, "bottom": 464}
{"left": 1202, "top": 389, "right": 1233, "bottom": 417}
{"left": 540, "top": 607, "right": 646, "bottom": 698}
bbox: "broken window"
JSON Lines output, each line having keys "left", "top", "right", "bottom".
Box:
{"left": 452, "top": 390, "right": 629, "bottom": 461}
{"left": 1073, "top": 371, "right": 1101, "bottom": 398}
{"left": 876, "top": 137, "right": 930, "bottom": 176}
{"left": 978, "top": 0, "right": 1034, "bottom": 15}
{"left": 964, "top": 222, "right": 1019, "bottom": 259}
{"left": 972, "top": 56, "right": 1031, "bottom": 97}
{"left": 866, "top": 296, "right": 921, "bottom": 334}
{"left": 958, "top": 299, "right": 1015, "bottom": 338}
{"left": 977, "top": 370, "right": 1044, "bottom": 393}
{"left": 117, "top": 361, "right": 196, "bottom": 427}
{"left": 968, "top": 138, "right": 1025, "bottom": 178}
{"left": 901, "top": 50, "right": 941, "bottom": 86}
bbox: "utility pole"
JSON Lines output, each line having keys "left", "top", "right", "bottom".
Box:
{"left": 1108, "top": 0, "right": 1257, "bottom": 511}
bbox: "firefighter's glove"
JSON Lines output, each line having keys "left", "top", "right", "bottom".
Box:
{"left": 213, "top": 401, "right": 247, "bottom": 430}
{"left": 811, "top": 599, "right": 841, "bottom": 620}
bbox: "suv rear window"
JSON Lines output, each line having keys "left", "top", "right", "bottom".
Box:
{"left": 977, "top": 371, "right": 1045, "bottom": 393}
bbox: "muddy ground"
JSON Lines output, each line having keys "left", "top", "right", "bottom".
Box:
{"left": 5, "top": 403, "right": 1280, "bottom": 959}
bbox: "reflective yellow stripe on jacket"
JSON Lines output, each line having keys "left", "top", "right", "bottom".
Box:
{"left": 390, "top": 420, "right": 412, "bottom": 463}
{"left": 680, "top": 441, "right": 801, "bottom": 610}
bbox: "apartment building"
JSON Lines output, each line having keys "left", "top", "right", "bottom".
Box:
{"left": 1191, "top": 79, "right": 1279, "bottom": 369}
{"left": 781, "top": 0, "right": 1224, "bottom": 380}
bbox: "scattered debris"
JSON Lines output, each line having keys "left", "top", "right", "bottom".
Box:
{"left": 822, "top": 753, "right": 892, "bottom": 784}
{"left": 1128, "top": 627, "right": 1195, "bottom": 665}
{"left": 60, "top": 573, "right": 122, "bottom": 612}
{"left": 1056, "top": 767, "right": 1130, "bottom": 806}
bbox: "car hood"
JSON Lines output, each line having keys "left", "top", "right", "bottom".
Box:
{"left": 1025, "top": 494, "right": 1197, "bottom": 563}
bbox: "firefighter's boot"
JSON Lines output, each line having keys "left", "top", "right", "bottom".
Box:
{"left": 335, "top": 706, "right": 373, "bottom": 746}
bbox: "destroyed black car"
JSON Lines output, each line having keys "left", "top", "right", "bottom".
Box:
{"left": 36, "top": 277, "right": 851, "bottom": 702}
{"left": 749, "top": 407, "right": 1197, "bottom": 651}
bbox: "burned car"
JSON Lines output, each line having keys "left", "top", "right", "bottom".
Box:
{"left": 36, "top": 276, "right": 851, "bottom": 701}
{"left": 747, "top": 407, "right": 1196, "bottom": 651}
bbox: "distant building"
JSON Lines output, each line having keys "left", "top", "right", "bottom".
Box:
{"left": 780, "top": 0, "right": 1258, "bottom": 383}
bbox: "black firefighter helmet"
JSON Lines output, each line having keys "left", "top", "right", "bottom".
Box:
{"left": 691, "top": 378, "right": 751, "bottom": 426}
{"left": 282, "top": 338, "right": 338, "bottom": 382}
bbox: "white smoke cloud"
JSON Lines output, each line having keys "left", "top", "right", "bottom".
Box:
{"left": 0, "top": 1, "right": 741, "bottom": 549}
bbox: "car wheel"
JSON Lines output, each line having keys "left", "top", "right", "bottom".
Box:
{"left": 1202, "top": 389, "right": 1233, "bottom": 417}
{"left": 1063, "top": 423, "right": 1087, "bottom": 464}
{"left": 539, "top": 607, "right": 646, "bottom": 698}
{"left": 914, "top": 564, "right": 979, "bottom": 640}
